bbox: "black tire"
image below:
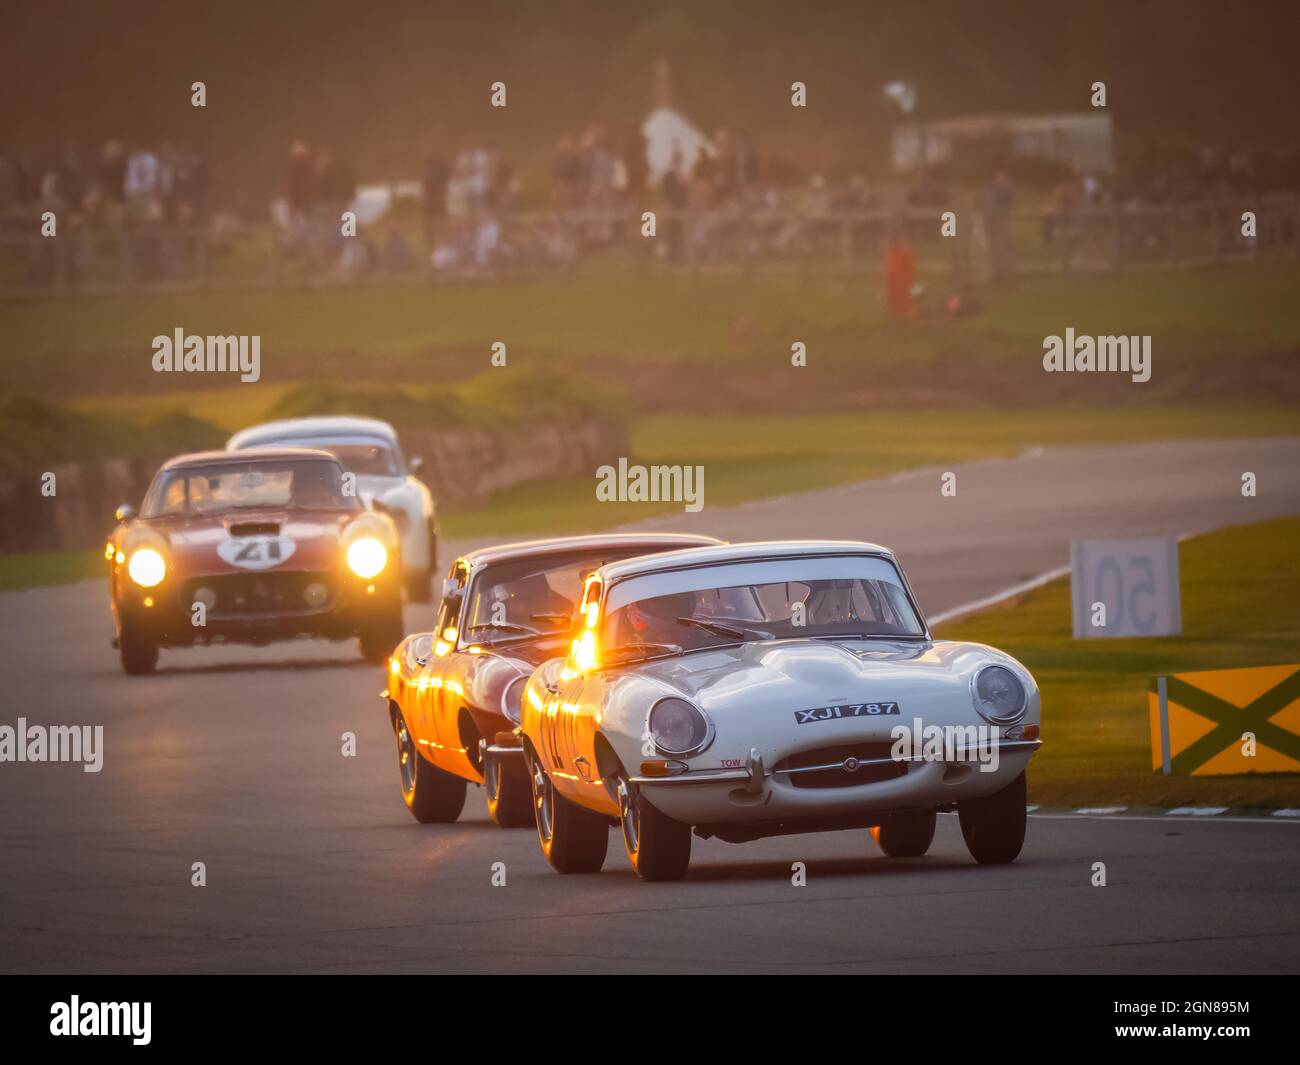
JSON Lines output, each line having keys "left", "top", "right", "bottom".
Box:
{"left": 360, "top": 608, "right": 405, "bottom": 665}
{"left": 870, "top": 808, "right": 936, "bottom": 857}
{"left": 395, "top": 710, "right": 465, "bottom": 823}
{"left": 118, "top": 618, "right": 158, "bottom": 675}
{"left": 618, "top": 776, "right": 691, "bottom": 881}
{"left": 484, "top": 750, "right": 533, "bottom": 827}
{"left": 958, "top": 770, "right": 1028, "bottom": 864}
{"left": 529, "top": 754, "right": 608, "bottom": 873}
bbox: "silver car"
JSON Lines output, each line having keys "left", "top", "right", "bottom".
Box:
{"left": 228, "top": 416, "right": 438, "bottom": 601}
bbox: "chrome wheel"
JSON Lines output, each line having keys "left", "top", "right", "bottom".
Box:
{"left": 618, "top": 777, "right": 639, "bottom": 856}
{"left": 396, "top": 717, "right": 417, "bottom": 800}
{"left": 531, "top": 760, "right": 554, "bottom": 842}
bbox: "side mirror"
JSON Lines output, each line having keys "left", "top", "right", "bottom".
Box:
{"left": 408, "top": 455, "right": 424, "bottom": 475}
{"left": 114, "top": 503, "right": 136, "bottom": 523}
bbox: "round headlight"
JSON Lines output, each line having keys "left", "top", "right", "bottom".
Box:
{"left": 302, "top": 582, "right": 329, "bottom": 608}
{"left": 648, "top": 697, "right": 713, "bottom": 756}
{"left": 347, "top": 537, "right": 388, "bottom": 579}
{"left": 973, "top": 664, "right": 1027, "bottom": 724}
{"left": 127, "top": 548, "right": 167, "bottom": 588}
{"left": 501, "top": 676, "right": 526, "bottom": 724}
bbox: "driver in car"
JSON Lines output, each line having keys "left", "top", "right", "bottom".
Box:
{"left": 491, "top": 573, "right": 575, "bottom": 630}
{"left": 619, "top": 590, "right": 698, "bottom": 648}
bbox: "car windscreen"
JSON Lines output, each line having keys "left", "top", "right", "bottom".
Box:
{"left": 600, "top": 555, "right": 925, "bottom": 656}
{"left": 462, "top": 550, "right": 646, "bottom": 645}
{"left": 243, "top": 438, "right": 401, "bottom": 477}
{"left": 144, "top": 459, "right": 361, "bottom": 516}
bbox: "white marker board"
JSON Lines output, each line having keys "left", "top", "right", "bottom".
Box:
{"left": 1070, "top": 536, "right": 1181, "bottom": 638}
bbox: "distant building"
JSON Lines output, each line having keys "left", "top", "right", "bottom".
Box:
{"left": 892, "top": 112, "right": 1114, "bottom": 173}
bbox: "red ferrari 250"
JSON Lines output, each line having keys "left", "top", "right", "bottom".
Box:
{"left": 107, "top": 448, "right": 405, "bottom": 674}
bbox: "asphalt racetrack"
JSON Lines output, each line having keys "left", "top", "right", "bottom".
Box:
{"left": 2, "top": 439, "right": 1298, "bottom": 973}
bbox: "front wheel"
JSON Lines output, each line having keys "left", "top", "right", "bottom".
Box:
{"left": 396, "top": 711, "right": 465, "bottom": 823}
{"left": 958, "top": 771, "right": 1027, "bottom": 864}
{"left": 871, "top": 807, "right": 936, "bottom": 857}
{"left": 484, "top": 749, "right": 533, "bottom": 827}
{"left": 529, "top": 756, "right": 608, "bottom": 873}
{"left": 618, "top": 777, "right": 691, "bottom": 881}
{"left": 118, "top": 617, "right": 158, "bottom": 675}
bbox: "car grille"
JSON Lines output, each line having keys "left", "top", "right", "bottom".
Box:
{"left": 183, "top": 572, "right": 336, "bottom": 618}
{"left": 775, "top": 741, "right": 907, "bottom": 789}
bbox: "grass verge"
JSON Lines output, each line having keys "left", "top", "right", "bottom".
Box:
{"left": 6, "top": 264, "right": 1299, "bottom": 395}
{"left": 935, "top": 516, "right": 1300, "bottom": 808}
{"left": 0, "top": 549, "right": 102, "bottom": 592}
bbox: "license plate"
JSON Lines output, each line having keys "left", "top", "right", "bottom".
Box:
{"left": 794, "top": 702, "right": 899, "bottom": 724}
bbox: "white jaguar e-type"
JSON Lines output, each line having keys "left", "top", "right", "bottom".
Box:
{"left": 518, "top": 541, "right": 1041, "bottom": 881}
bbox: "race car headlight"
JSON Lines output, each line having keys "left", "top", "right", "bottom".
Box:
{"left": 648, "top": 697, "right": 714, "bottom": 756}
{"left": 127, "top": 548, "right": 167, "bottom": 588}
{"left": 347, "top": 537, "right": 388, "bottom": 579}
{"left": 501, "top": 676, "right": 526, "bottom": 724}
{"left": 972, "top": 664, "right": 1027, "bottom": 724}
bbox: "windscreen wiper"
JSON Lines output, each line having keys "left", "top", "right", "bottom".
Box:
{"left": 602, "top": 642, "right": 684, "bottom": 663}
{"left": 467, "top": 622, "right": 539, "bottom": 635}
{"left": 677, "top": 617, "right": 772, "bottom": 641}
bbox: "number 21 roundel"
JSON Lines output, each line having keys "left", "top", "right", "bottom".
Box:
{"left": 217, "top": 535, "right": 297, "bottom": 571}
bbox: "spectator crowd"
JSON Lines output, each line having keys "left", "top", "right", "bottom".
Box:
{"left": 2, "top": 123, "right": 1296, "bottom": 289}
{"left": 1, "top": 140, "right": 209, "bottom": 228}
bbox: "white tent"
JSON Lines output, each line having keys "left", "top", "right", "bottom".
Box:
{"left": 641, "top": 105, "right": 713, "bottom": 185}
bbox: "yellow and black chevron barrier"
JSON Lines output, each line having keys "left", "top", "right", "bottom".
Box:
{"left": 1148, "top": 664, "right": 1300, "bottom": 775}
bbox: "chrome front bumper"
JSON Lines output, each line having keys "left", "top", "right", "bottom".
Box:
{"left": 631, "top": 740, "right": 1042, "bottom": 790}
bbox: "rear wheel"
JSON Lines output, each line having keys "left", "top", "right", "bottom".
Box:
{"left": 118, "top": 618, "right": 158, "bottom": 675}
{"left": 484, "top": 749, "right": 533, "bottom": 827}
{"left": 529, "top": 755, "right": 608, "bottom": 873}
{"left": 396, "top": 711, "right": 465, "bottom": 823}
{"left": 958, "top": 771, "right": 1028, "bottom": 864}
{"left": 618, "top": 776, "right": 691, "bottom": 881}
{"left": 870, "top": 808, "right": 936, "bottom": 857}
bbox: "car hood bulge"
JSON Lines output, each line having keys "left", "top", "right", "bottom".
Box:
{"left": 629, "top": 638, "right": 1003, "bottom": 722}
{"left": 150, "top": 510, "right": 357, "bottom": 575}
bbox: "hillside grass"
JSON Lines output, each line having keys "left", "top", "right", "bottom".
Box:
{"left": 4, "top": 264, "right": 1298, "bottom": 381}
{"left": 440, "top": 402, "right": 1300, "bottom": 539}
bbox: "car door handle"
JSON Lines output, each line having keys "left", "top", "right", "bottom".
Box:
{"left": 573, "top": 756, "right": 592, "bottom": 781}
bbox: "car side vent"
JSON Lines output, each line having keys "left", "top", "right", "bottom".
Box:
{"left": 227, "top": 521, "right": 281, "bottom": 536}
